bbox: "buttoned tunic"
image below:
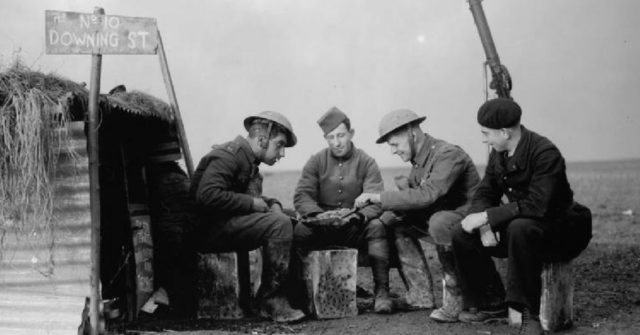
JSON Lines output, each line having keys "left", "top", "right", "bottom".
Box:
{"left": 294, "top": 145, "right": 383, "bottom": 221}
{"left": 470, "top": 126, "right": 591, "bottom": 246}
{"left": 453, "top": 126, "right": 592, "bottom": 313}
{"left": 380, "top": 133, "right": 480, "bottom": 224}
{"left": 190, "top": 136, "right": 287, "bottom": 250}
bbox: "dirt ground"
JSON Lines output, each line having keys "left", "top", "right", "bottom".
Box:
{"left": 119, "top": 161, "right": 640, "bottom": 335}
{"left": 120, "top": 216, "right": 640, "bottom": 335}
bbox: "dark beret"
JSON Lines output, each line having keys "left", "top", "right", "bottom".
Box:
{"left": 318, "top": 107, "right": 350, "bottom": 135}
{"left": 477, "top": 98, "right": 522, "bottom": 129}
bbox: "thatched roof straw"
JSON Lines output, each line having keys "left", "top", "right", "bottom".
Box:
{"left": 105, "top": 89, "right": 173, "bottom": 123}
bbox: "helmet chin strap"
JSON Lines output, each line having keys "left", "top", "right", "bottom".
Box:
{"left": 258, "top": 121, "right": 273, "bottom": 160}
{"left": 406, "top": 124, "right": 416, "bottom": 163}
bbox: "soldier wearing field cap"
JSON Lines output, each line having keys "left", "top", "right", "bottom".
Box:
{"left": 190, "top": 111, "right": 304, "bottom": 322}
{"left": 292, "top": 107, "right": 392, "bottom": 313}
{"left": 354, "top": 109, "right": 481, "bottom": 319}
{"left": 452, "top": 98, "right": 592, "bottom": 334}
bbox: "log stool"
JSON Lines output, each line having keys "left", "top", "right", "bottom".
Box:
{"left": 508, "top": 261, "right": 574, "bottom": 331}
{"left": 196, "top": 249, "right": 262, "bottom": 319}
{"left": 303, "top": 248, "right": 358, "bottom": 319}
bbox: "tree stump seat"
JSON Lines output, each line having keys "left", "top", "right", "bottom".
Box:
{"left": 196, "top": 250, "right": 262, "bottom": 320}
{"left": 503, "top": 261, "right": 575, "bottom": 331}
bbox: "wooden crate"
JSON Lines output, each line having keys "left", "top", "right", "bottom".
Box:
{"left": 303, "top": 249, "right": 358, "bottom": 319}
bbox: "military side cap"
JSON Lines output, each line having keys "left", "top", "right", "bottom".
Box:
{"left": 317, "top": 107, "right": 349, "bottom": 135}
{"left": 477, "top": 98, "right": 522, "bottom": 129}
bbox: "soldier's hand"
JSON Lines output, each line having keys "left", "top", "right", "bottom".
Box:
{"left": 461, "top": 212, "right": 488, "bottom": 233}
{"left": 354, "top": 193, "right": 380, "bottom": 208}
{"left": 479, "top": 224, "right": 499, "bottom": 247}
{"left": 270, "top": 203, "right": 283, "bottom": 213}
{"left": 252, "top": 197, "right": 269, "bottom": 212}
{"left": 342, "top": 213, "right": 363, "bottom": 226}
{"left": 394, "top": 175, "right": 410, "bottom": 190}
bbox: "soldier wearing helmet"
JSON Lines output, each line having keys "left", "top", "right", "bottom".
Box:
{"left": 189, "top": 111, "right": 304, "bottom": 322}
{"left": 355, "top": 108, "right": 482, "bottom": 321}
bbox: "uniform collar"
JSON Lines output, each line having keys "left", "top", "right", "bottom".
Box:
{"left": 411, "top": 132, "right": 433, "bottom": 167}
{"left": 234, "top": 135, "right": 260, "bottom": 166}
{"left": 330, "top": 142, "right": 356, "bottom": 160}
{"left": 503, "top": 125, "right": 530, "bottom": 171}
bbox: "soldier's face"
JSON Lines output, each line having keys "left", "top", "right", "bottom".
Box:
{"left": 324, "top": 123, "right": 354, "bottom": 158}
{"left": 262, "top": 133, "right": 287, "bottom": 166}
{"left": 480, "top": 126, "right": 508, "bottom": 152}
{"left": 386, "top": 132, "right": 411, "bottom": 162}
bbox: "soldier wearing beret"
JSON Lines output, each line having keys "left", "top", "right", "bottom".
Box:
{"left": 190, "top": 111, "right": 304, "bottom": 322}
{"left": 452, "top": 98, "right": 592, "bottom": 334}
{"left": 292, "top": 107, "right": 392, "bottom": 313}
{"left": 355, "top": 109, "right": 481, "bottom": 320}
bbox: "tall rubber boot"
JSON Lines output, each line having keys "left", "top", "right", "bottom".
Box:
{"left": 368, "top": 239, "right": 392, "bottom": 314}
{"left": 430, "top": 245, "right": 463, "bottom": 322}
{"left": 257, "top": 239, "right": 305, "bottom": 323}
{"left": 394, "top": 234, "right": 435, "bottom": 309}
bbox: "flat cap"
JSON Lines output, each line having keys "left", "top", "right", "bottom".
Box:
{"left": 317, "top": 107, "right": 349, "bottom": 135}
{"left": 477, "top": 98, "right": 522, "bottom": 129}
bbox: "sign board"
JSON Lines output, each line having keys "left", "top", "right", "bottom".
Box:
{"left": 45, "top": 10, "right": 158, "bottom": 54}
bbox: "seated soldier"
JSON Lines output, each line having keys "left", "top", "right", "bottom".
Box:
{"left": 190, "top": 111, "right": 304, "bottom": 323}
{"left": 355, "top": 109, "right": 483, "bottom": 320}
{"left": 453, "top": 98, "right": 592, "bottom": 334}
{"left": 292, "top": 107, "right": 391, "bottom": 313}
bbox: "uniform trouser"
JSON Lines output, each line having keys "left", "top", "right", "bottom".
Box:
{"left": 451, "top": 217, "right": 584, "bottom": 315}
{"left": 197, "top": 212, "right": 294, "bottom": 251}
{"left": 197, "top": 211, "right": 294, "bottom": 301}
{"left": 293, "top": 217, "right": 387, "bottom": 248}
{"left": 394, "top": 210, "right": 464, "bottom": 246}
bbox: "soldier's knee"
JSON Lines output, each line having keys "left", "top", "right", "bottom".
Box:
{"left": 364, "top": 218, "right": 387, "bottom": 240}
{"left": 506, "top": 218, "right": 542, "bottom": 241}
{"left": 428, "top": 211, "right": 462, "bottom": 245}
{"left": 266, "top": 212, "right": 293, "bottom": 239}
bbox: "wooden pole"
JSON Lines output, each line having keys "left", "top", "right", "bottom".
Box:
{"left": 88, "top": 7, "right": 104, "bottom": 335}
{"left": 156, "top": 29, "right": 194, "bottom": 177}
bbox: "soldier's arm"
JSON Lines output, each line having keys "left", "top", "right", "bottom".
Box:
{"left": 293, "top": 155, "right": 324, "bottom": 216}
{"left": 469, "top": 150, "right": 503, "bottom": 213}
{"left": 485, "top": 146, "right": 565, "bottom": 231}
{"left": 380, "top": 147, "right": 467, "bottom": 211}
{"left": 358, "top": 158, "right": 384, "bottom": 221}
{"left": 194, "top": 152, "right": 254, "bottom": 213}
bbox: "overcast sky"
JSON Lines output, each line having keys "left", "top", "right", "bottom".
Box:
{"left": 2, "top": 0, "right": 639, "bottom": 171}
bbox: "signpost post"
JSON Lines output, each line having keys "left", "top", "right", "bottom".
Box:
{"left": 45, "top": 7, "right": 193, "bottom": 335}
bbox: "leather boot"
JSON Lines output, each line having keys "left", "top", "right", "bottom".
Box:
{"left": 430, "top": 245, "right": 463, "bottom": 322}
{"left": 515, "top": 308, "right": 544, "bottom": 335}
{"left": 257, "top": 239, "right": 305, "bottom": 323}
{"left": 368, "top": 239, "right": 392, "bottom": 314}
{"left": 394, "top": 234, "right": 435, "bottom": 309}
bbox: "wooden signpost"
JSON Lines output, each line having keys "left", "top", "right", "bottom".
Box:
{"left": 45, "top": 7, "right": 193, "bottom": 335}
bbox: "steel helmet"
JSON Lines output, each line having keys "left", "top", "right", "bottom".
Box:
{"left": 376, "top": 109, "right": 426, "bottom": 144}
{"left": 243, "top": 111, "right": 297, "bottom": 147}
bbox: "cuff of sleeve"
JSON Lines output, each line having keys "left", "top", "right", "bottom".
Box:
{"left": 486, "top": 202, "right": 519, "bottom": 231}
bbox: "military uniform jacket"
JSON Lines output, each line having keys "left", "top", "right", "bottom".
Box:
{"left": 294, "top": 145, "right": 383, "bottom": 221}
{"left": 470, "top": 126, "right": 592, "bottom": 247}
{"left": 190, "top": 136, "right": 280, "bottom": 227}
{"left": 380, "top": 133, "right": 480, "bottom": 217}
